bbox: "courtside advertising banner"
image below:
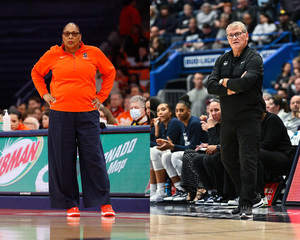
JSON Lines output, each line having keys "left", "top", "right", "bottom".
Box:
{"left": 0, "top": 130, "right": 149, "bottom": 195}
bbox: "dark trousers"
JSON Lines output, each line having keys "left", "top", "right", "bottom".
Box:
{"left": 193, "top": 152, "right": 224, "bottom": 195}
{"left": 256, "top": 149, "right": 293, "bottom": 197}
{"left": 48, "top": 110, "right": 111, "bottom": 209}
{"left": 220, "top": 118, "right": 261, "bottom": 207}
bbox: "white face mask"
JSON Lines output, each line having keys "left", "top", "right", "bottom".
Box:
{"left": 130, "top": 108, "right": 142, "bottom": 121}
{"left": 99, "top": 118, "right": 107, "bottom": 125}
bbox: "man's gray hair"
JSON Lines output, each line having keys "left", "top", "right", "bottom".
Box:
{"left": 226, "top": 21, "right": 247, "bottom": 34}
{"left": 24, "top": 116, "right": 40, "bottom": 130}
{"left": 130, "top": 95, "right": 146, "bottom": 108}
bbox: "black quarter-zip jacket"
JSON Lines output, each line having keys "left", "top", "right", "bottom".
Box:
{"left": 206, "top": 46, "right": 265, "bottom": 121}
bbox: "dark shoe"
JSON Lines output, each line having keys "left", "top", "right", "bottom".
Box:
{"left": 239, "top": 206, "right": 253, "bottom": 219}
{"left": 231, "top": 206, "right": 240, "bottom": 215}
{"left": 204, "top": 192, "right": 217, "bottom": 205}
{"left": 253, "top": 194, "right": 264, "bottom": 209}
{"left": 164, "top": 189, "right": 185, "bottom": 201}
{"left": 195, "top": 192, "right": 209, "bottom": 205}
{"left": 173, "top": 191, "right": 188, "bottom": 201}
{"left": 213, "top": 196, "right": 224, "bottom": 206}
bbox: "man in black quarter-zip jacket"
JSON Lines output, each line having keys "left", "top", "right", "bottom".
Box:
{"left": 206, "top": 21, "right": 265, "bottom": 220}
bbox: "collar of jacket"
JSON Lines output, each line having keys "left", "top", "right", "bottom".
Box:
{"left": 60, "top": 41, "right": 85, "bottom": 54}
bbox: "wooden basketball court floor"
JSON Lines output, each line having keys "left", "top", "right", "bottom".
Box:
{"left": 3, "top": 204, "right": 300, "bottom": 239}
{"left": 0, "top": 209, "right": 150, "bottom": 240}
{"left": 150, "top": 203, "right": 300, "bottom": 240}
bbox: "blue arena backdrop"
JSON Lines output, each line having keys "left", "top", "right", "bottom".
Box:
{"left": 0, "top": 126, "right": 150, "bottom": 197}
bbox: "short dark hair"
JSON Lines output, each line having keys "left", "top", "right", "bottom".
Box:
{"left": 9, "top": 110, "right": 22, "bottom": 120}
{"left": 28, "top": 95, "right": 41, "bottom": 103}
{"left": 63, "top": 22, "right": 80, "bottom": 33}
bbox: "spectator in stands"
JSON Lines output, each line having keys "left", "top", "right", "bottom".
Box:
{"left": 201, "top": 23, "right": 218, "bottom": 49}
{"left": 28, "top": 95, "right": 42, "bottom": 110}
{"left": 182, "top": 17, "right": 204, "bottom": 50}
{"left": 23, "top": 116, "right": 40, "bottom": 130}
{"left": 276, "top": 9, "right": 300, "bottom": 43}
{"left": 232, "top": 0, "right": 257, "bottom": 25}
{"left": 145, "top": 97, "right": 151, "bottom": 118}
{"left": 212, "top": 13, "right": 230, "bottom": 49}
{"left": 158, "top": 95, "right": 208, "bottom": 202}
{"left": 242, "top": 13, "right": 255, "bottom": 35}
{"left": 167, "top": 0, "right": 184, "bottom": 15}
{"left": 99, "top": 107, "right": 117, "bottom": 126}
{"left": 26, "top": 108, "right": 35, "bottom": 118}
{"left": 274, "top": 62, "right": 292, "bottom": 90}
{"left": 131, "top": 46, "right": 150, "bottom": 68}
{"left": 251, "top": 13, "right": 277, "bottom": 45}
{"left": 150, "top": 36, "right": 167, "bottom": 61}
{"left": 263, "top": 92, "right": 272, "bottom": 101}
{"left": 119, "top": 0, "right": 141, "bottom": 37}
{"left": 187, "top": 72, "right": 211, "bottom": 117}
{"left": 281, "top": 95, "right": 300, "bottom": 133}
{"left": 150, "top": 26, "right": 160, "bottom": 43}
{"left": 175, "top": 4, "right": 195, "bottom": 36}
{"left": 10, "top": 110, "right": 31, "bottom": 130}
{"left": 222, "top": 2, "right": 234, "bottom": 23}
{"left": 183, "top": 0, "right": 202, "bottom": 12}
{"left": 294, "top": 77, "right": 300, "bottom": 95}
{"left": 287, "top": 57, "right": 300, "bottom": 95}
{"left": 287, "top": 72, "right": 300, "bottom": 98}
{"left": 17, "top": 103, "right": 27, "bottom": 120}
{"left": 267, "top": 95, "right": 289, "bottom": 120}
{"left": 196, "top": 3, "right": 218, "bottom": 29}
{"left": 143, "top": 91, "right": 150, "bottom": 99}
{"left": 277, "top": 87, "right": 290, "bottom": 103}
{"left": 130, "top": 85, "right": 143, "bottom": 96}
{"left": 42, "top": 111, "right": 49, "bottom": 129}
{"left": 153, "top": 5, "right": 177, "bottom": 45}
{"left": 123, "top": 24, "right": 149, "bottom": 60}
{"left": 33, "top": 107, "right": 42, "bottom": 125}
{"left": 292, "top": 56, "right": 300, "bottom": 72}
{"left": 150, "top": 0, "right": 168, "bottom": 11}
{"left": 150, "top": 25, "right": 167, "bottom": 60}
{"left": 280, "top": 0, "right": 300, "bottom": 23}
{"left": 130, "top": 95, "right": 149, "bottom": 125}
{"left": 150, "top": 102, "right": 183, "bottom": 202}
{"left": 256, "top": 111, "right": 295, "bottom": 203}
{"left": 128, "top": 73, "right": 141, "bottom": 88}
{"left": 109, "top": 93, "right": 124, "bottom": 118}
{"left": 150, "top": 5, "right": 158, "bottom": 28}
{"left": 116, "top": 95, "right": 133, "bottom": 126}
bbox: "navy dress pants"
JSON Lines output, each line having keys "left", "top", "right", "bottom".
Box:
{"left": 48, "top": 110, "right": 111, "bottom": 209}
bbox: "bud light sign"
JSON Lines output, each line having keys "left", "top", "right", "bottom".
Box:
{"left": 0, "top": 137, "right": 43, "bottom": 186}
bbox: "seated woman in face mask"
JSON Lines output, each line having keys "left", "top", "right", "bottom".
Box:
{"left": 129, "top": 95, "right": 150, "bottom": 125}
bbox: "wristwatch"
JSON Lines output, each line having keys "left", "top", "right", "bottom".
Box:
{"left": 219, "top": 79, "right": 224, "bottom": 85}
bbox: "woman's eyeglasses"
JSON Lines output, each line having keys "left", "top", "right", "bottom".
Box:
{"left": 227, "top": 32, "right": 245, "bottom": 39}
{"left": 62, "top": 32, "right": 80, "bottom": 37}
